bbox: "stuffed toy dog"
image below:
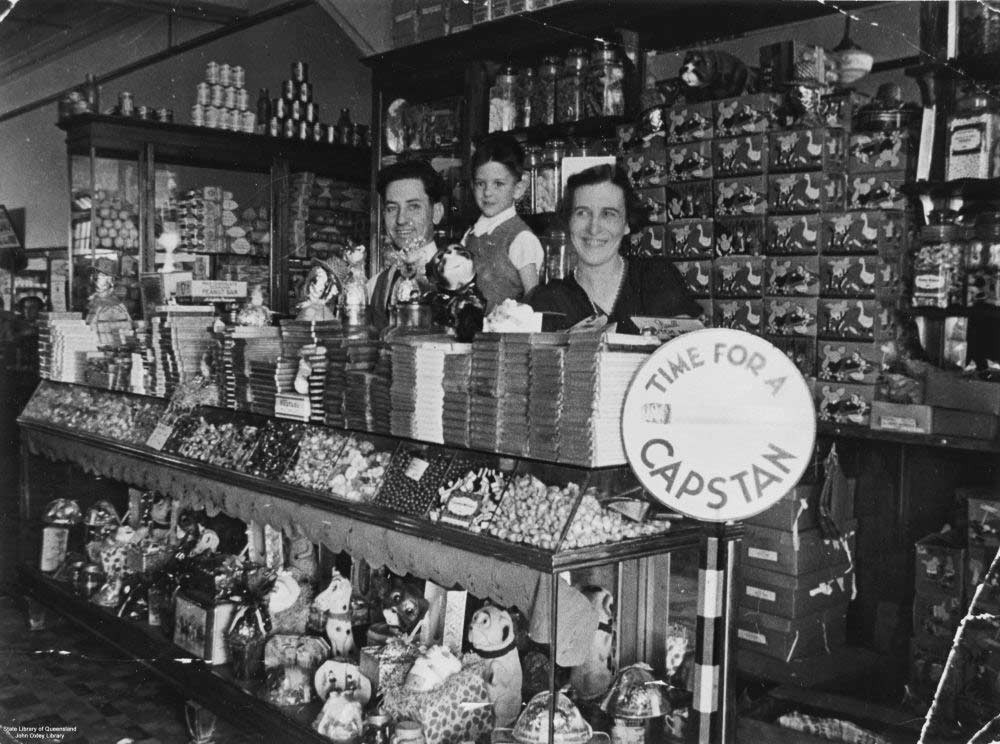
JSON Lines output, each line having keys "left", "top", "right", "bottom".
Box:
{"left": 468, "top": 603, "right": 522, "bottom": 727}
{"left": 425, "top": 244, "right": 486, "bottom": 342}
{"left": 382, "top": 575, "right": 430, "bottom": 636}
{"left": 568, "top": 585, "right": 616, "bottom": 700}
{"left": 678, "top": 49, "right": 755, "bottom": 102}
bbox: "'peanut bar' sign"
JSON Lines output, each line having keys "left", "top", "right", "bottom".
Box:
{"left": 622, "top": 328, "right": 815, "bottom": 522}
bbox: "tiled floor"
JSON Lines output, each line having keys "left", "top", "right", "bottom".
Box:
{"left": 0, "top": 594, "right": 254, "bottom": 744}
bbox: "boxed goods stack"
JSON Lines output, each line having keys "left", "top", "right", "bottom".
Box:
{"left": 441, "top": 349, "right": 473, "bottom": 448}
{"left": 527, "top": 334, "right": 567, "bottom": 462}
{"left": 389, "top": 336, "right": 456, "bottom": 444}
{"left": 38, "top": 312, "right": 100, "bottom": 383}
{"left": 177, "top": 186, "right": 255, "bottom": 255}
{"left": 469, "top": 334, "right": 503, "bottom": 452}
{"left": 736, "top": 451, "right": 857, "bottom": 670}
{"left": 324, "top": 337, "right": 379, "bottom": 429}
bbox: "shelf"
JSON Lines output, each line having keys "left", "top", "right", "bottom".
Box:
{"left": 907, "top": 52, "right": 1000, "bottom": 83}
{"left": 362, "top": 0, "right": 869, "bottom": 84}
{"left": 17, "top": 564, "right": 326, "bottom": 744}
{"left": 58, "top": 113, "right": 370, "bottom": 179}
{"left": 818, "top": 421, "right": 1000, "bottom": 453}
{"left": 503, "top": 116, "right": 628, "bottom": 145}
{"left": 900, "top": 178, "right": 1000, "bottom": 201}
{"left": 17, "top": 418, "right": 704, "bottom": 575}
{"left": 901, "top": 305, "right": 1000, "bottom": 321}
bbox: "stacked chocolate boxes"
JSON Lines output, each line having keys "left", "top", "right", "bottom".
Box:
{"left": 736, "top": 468, "right": 857, "bottom": 668}
{"left": 961, "top": 491, "right": 1000, "bottom": 723}
{"left": 622, "top": 91, "right": 911, "bottom": 428}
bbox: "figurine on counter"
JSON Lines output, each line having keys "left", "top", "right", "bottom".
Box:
{"left": 313, "top": 569, "right": 356, "bottom": 658}
{"left": 425, "top": 244, "right": 486, "bottom": 342}
{"left": 235, "top": 283, "right": 272, "bottom": 327}
{"left": 85, "top": 256, "right": 132, "bottom": 347}
{"left": 296, "top": 258, "right": 341, "bottom": 321}
{"left": 569, "top": 586, "right": 617, "bottom": 700}
{"left": 382, "top": 574, "right": 430, "bottom": 638}
{"left": 340, "top": 243, "right": 368, "bottom": 323}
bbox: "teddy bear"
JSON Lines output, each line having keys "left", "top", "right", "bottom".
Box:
{"left": 467, "top": 603, "right": 522, "bottom": 727}
{"left": 425, "top": 244, "right": 486, "bottom": 342}
{"left": 568, "top": 586, "right": 616, "bottom": 701}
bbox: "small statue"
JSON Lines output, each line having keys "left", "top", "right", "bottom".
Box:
{"left": 467, "top": 603, "right": 522, "bottom": 727}
{"left": 341, "top": 243, "right": 368, "bottom": 312}
{"left": 235, "top": 283, "right": 272, "bottom": 327}
{"left": 296, "top": 258, "right": 340, "bottom": 321}
{"left": 85, "top": 256, "right": 131, "bottom": 347}
{"left": 425, "top": 244, "right": 486, "bottom": 342}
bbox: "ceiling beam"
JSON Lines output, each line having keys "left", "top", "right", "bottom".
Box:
{"left": 94, "top": 0, "right": 250, "bottom": 25}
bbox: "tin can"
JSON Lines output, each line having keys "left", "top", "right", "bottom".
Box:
{"left": 232, "top": 65, "right": 245, "bottom": 89}
{"left": 326, "top": 124, "right": 337, "bottom": 144}
{"left": 283, "top": 117, "right": 296, "bottom": 138}
{"left": 297, "top": 120, "right": 309, "bottom": 139}
{"left": 219, "top": 63, "right": 232, "bottom": 87}
{"left": 290, "top": 99, "right": 303, "bottom": 121}
{"left": 157, "top": 107, "right": 173, "bottom": 123}
{"left": 80, "top": 565, "right": 104, "bottom": 598}
{"left": 191, "top": 104, "right": 205, "bottom": 126}
{"left": 291, "top": 60, "right": 308, "bottom": 82}
{"left": 224, "top": 85, "right": 237, "bottom": 109}
{"left": 363, "top": 715, "right": 391, "bottom": 744}
{"left": 236, "top": 88, "right": 250, "bottom": 112}
{"left": 242, "top": 111, "right": 256, "bottom": 133}
{"left": 210, "top": 83, "right": 224, "bottom": 107}
{"left": 136, "top": 105, "right": 151, "bottom": 120}
{"left": 305, "top": 101, "right": 317, "bottom": 123}
{"left": 196, "top": 82, "right": 210, "bottom": 106}
{"left": 269, "top": 116, "right": 281, "bottom": 137}
{"left": 118, "top": 91, "right": 134, "bottom": 116}
{"left": 298, "top": 81, "right": 312, "bottom": 102}
{"left": 282, "top": 79, "right": 295, "bottom": 100}
{"left": 40, "top": 525, "right": 68, "bottom": 573}
{"left": 219, "top": 109, "right": 232, "bottom": 130}
{"left": 206, "top": 106, "right": 220, "bottom": 128}
{"left": 273, "top": 97, "right": 287, "bottom": 119}
{"left": 312, "top": 122, "right": 325, "bottom": 141}
{"left": 206, "top": 61, "right": 220, "bottom": 84}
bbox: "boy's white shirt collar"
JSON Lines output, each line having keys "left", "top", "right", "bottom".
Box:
{"left": 470, "top": 206, "right": 517, "bottom": 236}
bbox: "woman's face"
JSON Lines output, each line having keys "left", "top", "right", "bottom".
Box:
{"left": 569, "top": 181, "right": 629, "bottom": 269}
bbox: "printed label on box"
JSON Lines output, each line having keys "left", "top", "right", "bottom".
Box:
{"left": 737, "top": 629, "right": 767, "bottom": 644}
{"left": 748, "top": 547, "right": 779, "bottom": 562}
{"left": 746, "top": 586, "right": 777, "bottom": 602}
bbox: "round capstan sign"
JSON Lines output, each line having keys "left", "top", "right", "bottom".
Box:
{"left": 621, "top": 328, "right": 816, "bottom": 523}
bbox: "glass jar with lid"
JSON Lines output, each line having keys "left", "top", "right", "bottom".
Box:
{"left": 945, "top": 94, "right": 1000, "bottom": 180}
{"left": 521, "top": 145, "right": 541, "bottom": 214}
{"left": 516, "top": 67, "right": 536, "bottom": 130}
{"left": 587, "top": 40, "right": 626, "bottom": 118}
{"left": 557, "top": 48, "right": 588, "bottom": 124}
{"left": 488, "top": 66, "right": 518, "bottom": 133}
{"left": 534, "top": 56, "right": 560, "bottom": 127}
{"left": 913, "top": 214, "right": 966, "bottom": 309}
{"left": 544, "top": 228, "right": 575, "bottom": 282}
{"left": 534, "top": 139, "right": 566, "bottom": 214}
{"left": 968, "top": 211, "right": 1000, "bottom": 306}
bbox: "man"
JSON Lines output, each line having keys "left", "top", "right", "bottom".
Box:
{"left": 367, "top": 159, "right": 446, "bottom": 331}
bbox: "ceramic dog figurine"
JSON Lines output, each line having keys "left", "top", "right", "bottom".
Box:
{"left": 678, "top": 49, "right": 755, "bottom": 102}
{"left": 425, "top": 244, "right": 486, "bottom": 342}
{"left": 313, "top": 569, "right": 356, "bottom": 658}
{"left": 468, "top": 603, "right": 522, "bottom": 727}
{"left": 569, "top": 585, "right": 616, "bottom": 700}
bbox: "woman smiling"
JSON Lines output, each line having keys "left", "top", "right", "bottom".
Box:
{"left": 528, "top": 164, "right": 702, "bottom": 333}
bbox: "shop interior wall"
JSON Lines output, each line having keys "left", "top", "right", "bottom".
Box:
{"left": 0, "top": 3, "right": 372, "bottom": 249}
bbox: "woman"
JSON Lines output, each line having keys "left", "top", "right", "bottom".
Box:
{"left": 528, "top": 164, "right": 701, "bottom": 333}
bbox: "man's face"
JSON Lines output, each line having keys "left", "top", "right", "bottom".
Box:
{"left": 383, "top": 177, "right": 443, "bottom": 261}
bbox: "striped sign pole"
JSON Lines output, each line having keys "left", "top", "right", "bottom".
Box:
{"left": 693, "top": 522, "right": 741, "bottom": 744}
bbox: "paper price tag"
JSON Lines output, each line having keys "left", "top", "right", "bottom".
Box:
{"left": 748, "top": 548, "right": 778, "bottom": 562}
{"left": 146, "top": 422, "right": 174, "bottom": 451}
{"left": 745, "top": 586, "right": 776, "bottom": 602}
{"left": 405, "top": 457, "right": 429, "bottom": 482}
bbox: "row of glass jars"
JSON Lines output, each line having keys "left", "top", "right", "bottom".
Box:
{"left": 913, "top": 211, "right": 1000, "bottom": 309}
{"left": 488, "top": 41, "right": 626, "bottom": 133}
{"left": 515, "top": 138, "right": 617, "bottom": 215}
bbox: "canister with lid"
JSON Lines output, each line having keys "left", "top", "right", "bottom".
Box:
{"left": 913, "top": 216, "right": 966, "bottom": 309}
{"left": 534, "top": 139, "right": 565, "bottom": 214}
{"left": 516, "top": 67, "right": 536, "bottom": 129}
{"left": 523, "top": 145, "right": 541, "bottom": 214}
{"left": 588, "top": 40, "right": 626, "bottom": 117}
{"left": 945, "top": 95, "right": 1000, "bottom": 180}
{"left": 968, "top": 211, "right": 1000, "bottom": 306}
{"left": 488, "top": 66, "right": 518, "bottom": 133}
{"left": 544, "top": 228, "right": 574, "bottom": 282}
{"left": 557, "top": 48, "right": 588, "bottom": 123}
{"left": 534, "top": 56, "right": 560, "bottom": 127}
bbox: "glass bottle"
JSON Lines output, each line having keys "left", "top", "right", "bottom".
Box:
{"left": 557, "top": 48, "right": 588, "bottom": 124}
{"left": 85, "top": 73, "right": 101, "bottom": 114}
{"left": 520, "top": 145, "right": 540, "bottom": 214}
{"left": 913, "top": 215, "right": 965, "bottom": 309}
{"left": 534, "top": 56, "right": 560, "bottom": 127}
{"left": 544, "top": 228, "right": 573, "bottom": 282}
{"left": 335, "top": 108, "right": 354, "bottom": 146}
{"left": 969, "top": 212, "right": 1000, "bottom": 306}
{"left": 587, "top": 40, "right": 626, "bottom": 117}
{"left": 488, "top": 66, "right": 518, "bottom": 133}
{"left": 534, "top": 139, "right": 565, "bottom": 214}
{"left": 516, "top": 67, "right": 536, "bottom": 129}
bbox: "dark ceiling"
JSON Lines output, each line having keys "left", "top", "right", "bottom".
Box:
{"left": 0, "top": 0, "right": 251, "bottom": 81}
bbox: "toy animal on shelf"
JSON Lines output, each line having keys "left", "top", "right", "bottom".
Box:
{"left": 263, "top": 633, "right": 331, "bottom": 706}
{"left": 467, "top": 603, "right": 522, "bottom": 727}
{"left": 568, "top": 585, "right": 616, "bottom": 700}
{"left": 382, "top": 574, "right": 430, "bottom": 637}
{"left": 313, "top": 569, "right": 356, "bottom": 658}
{"left": 425, "top": 244, "right": 486, "bottom": 342}
{"left": 313, "top": 689, "right": 364, "bottom": 741}
{"left": 678, "top": 49, "right": 756, "bottom": 102}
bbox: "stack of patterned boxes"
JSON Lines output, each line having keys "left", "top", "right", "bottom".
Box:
{"left": 527, "top": 334, "right": 568, "bottom": 462}
{"left": 442, "top": 349, "right": 473, "bottom": 448}
{"left": 736, "top": 461, "right": 857, "bottom": 670}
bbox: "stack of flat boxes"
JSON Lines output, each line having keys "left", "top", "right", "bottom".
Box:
{"left": 961, "top": 491, "right": 1000, "bottom": 724}
{"left": 736, "top": 471, "right": 857, "bottom": 668}
{"left": 814, "top": 124, "right": 914, "bottom": 428}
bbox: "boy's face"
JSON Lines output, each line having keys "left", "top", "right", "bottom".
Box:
{"left": 473, "top": 161, "right": 524, "bottom": 219}
{"left": 383, "top": 177, "right": 443, "bottom": 259}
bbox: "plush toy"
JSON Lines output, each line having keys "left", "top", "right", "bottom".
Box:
{"left": 324, "top": 612, "right": 356, "bottom": 659}
{"left": 468, "top": 603, "right": 522, "bottom": 727}
{"left": 313, "top": 690, "right": 364, "bottom": 741}
{"left": 425, "top": 244, "right": 486, "bottom": 342}
{"left": 264, "top": 634, "right": 331, "bottom": 706}
{"left": 296, "top": 258, "right": 341, "bottom": 321}
{"left": 678, "top": 49, "right": 755, "bottom": 102}
{"left": 269, "top": 569, "right": 314, "bottom": 635}
{"left": 405, "top": 644, "right": 463, "bottom": 692}
{"left": 312, "top": 568, "right": 355, "bottom": 657}
{"left": 382, "top": 575, "right": 430, "bottom": 637}
{"left": 314, "top": 568, "right": 353, "bottom": 616}
{"left": 568, "top": 586, "right": 616, "bottom": 700}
